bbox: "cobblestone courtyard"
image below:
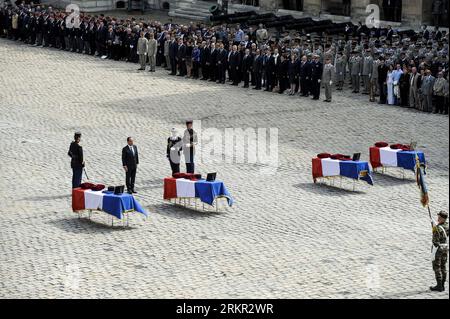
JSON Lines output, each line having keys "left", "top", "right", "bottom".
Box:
{"left": 0, "top": 38, "right": 448, "bottom": 299}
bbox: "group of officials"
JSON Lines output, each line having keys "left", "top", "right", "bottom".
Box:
{"left": 68, "top": 121, "right": 198, "bottom": 194}
{"left": 1, "top": 2, "right": 449, "bottom": 110}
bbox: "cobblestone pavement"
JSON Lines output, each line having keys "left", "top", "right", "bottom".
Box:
{"left": 0, "top": 38, "right": 448, "bottom": 299}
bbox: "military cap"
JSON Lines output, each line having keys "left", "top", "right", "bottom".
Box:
{"left": 438, "top": 211, "right": 448, "bottom": 219}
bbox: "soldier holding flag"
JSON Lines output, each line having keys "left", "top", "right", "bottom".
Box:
{"left": 430, "top": 211, "right": 448, "bottom": 292}
{"left": 415, "top": 154, "right": 449, "bottom": 292}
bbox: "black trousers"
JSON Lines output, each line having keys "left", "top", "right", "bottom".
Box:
{"left": 72, "top": 167, "right": 83, "bottom": 189}
{"left": 184, "top": 151, "right": 195, "bottom": 174}
{"left": 125, "top": 167, "right": 137, "bottom": 191}
{"left": 169, "top": 160, "right": 180, "bottom": 177}
{"left": 435, "top": 96, "right": 445, "bottom": 113}
{"left": 217, "top": 64, "right": 226, "bottom": 83}
{"left": 400, "top": 88, "right": 409, "bottom": 107}
{"left": 379, "top": 82, "right": 387, "bottom": 103}
{"left": 311, "top": 78, "right": 321, "bottom": 98}
{"left": 170, "top": 57, "right": 177, "bottom": 74}
{"left": 300, "top": 77, "right": 310, "bottom": 96}
{"left": 254, "top": 71, "right": 262, "bottom": 89}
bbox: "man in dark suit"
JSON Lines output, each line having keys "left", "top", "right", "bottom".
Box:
{"left": 168, "top": 36, "right": 178, "bottom": 75}
{"left": 176, "top": 38, "right": 187, "bottom": 76}
{"left": 264, "top": 50, "right": 276, "bottom": 92}
{"left": 241, "top": 48, "right": 253, "bottom": 88}
{"left": 122, "top": 137, "right": 139, "bottom": 194}
{"left": 252, "top": 49, "right": 263, "bottom": 90}
{"left": 229, "top": 45, "right": 241, "bottom": 86}
{"left": 299, "top": 55, "right": 312, "bottom": 97}
{"left": 378, "top": 57, "right": 389, "bottom": 104}
{"left": 216, "top": 42, "right": 228, "bottom": 84}
{"left": 311, "top": 54, "right": 323, "bottom": 100}
{"left": 207, "top": 42, "right": 218, "bottom": 82}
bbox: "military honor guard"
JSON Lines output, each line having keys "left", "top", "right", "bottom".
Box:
{"left": 322, "top": 58, "right": 336, "bottom": 102}
{"left": 122, "top": 137, "right": 139, "bottom": 194}
{"left": 430, "top": 210, "right": 449, "bottom": 292}
{"left": 67, "top": 132, "right": 84, "bottom": 189}
{"left": 350, "top": 51, "right": 363, "bottom": 94}
{"left": 183, "top": 120, "right": 198, "bottom": 174}
{"left": 335, "top": 52, "right": 346, "bottom": 91}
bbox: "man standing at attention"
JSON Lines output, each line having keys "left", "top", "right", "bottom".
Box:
{"left": 430, "top": 211, "right": 448, "bottom": 292}
{"left": 122, "top": 137, "right": 139, "bottom": 194}
{"left": 137, "top": 31, "right": 148, "bottom": 71}
{"left": 147, "top": 32, "right": 157, "bottom": 72}
{"left": 68, "top": 132, "right": 84, "bottom": 189}
{"left": 322, "top": 58, "right": 336, "bottom": 102}
{"left": 183, "top": 120, "right": 198, "bottom": 174}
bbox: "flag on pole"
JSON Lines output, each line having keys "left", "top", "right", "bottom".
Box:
{"left": 415, "top": 153, "right": 429, "bottom": 207}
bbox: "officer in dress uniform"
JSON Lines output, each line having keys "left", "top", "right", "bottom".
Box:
{"left": 166, "top": 128, "right": 182, "bottom": 177}
{"left": 183, "top": 120, "right": 198, "bottom": 174}
{"left": 349, "top": 50, "right": 363, "bottom": 93}
{"left": 67, "top": 132, "right": 84, "bottom": 188}
{"left": 431, "top": 210, "right": 449, "bottom": 292}
{"left": 322, "top": 58, "right": 336, "bottom": 102}
{"left": 335, "top": 52, "right": 346, "bottom": 91}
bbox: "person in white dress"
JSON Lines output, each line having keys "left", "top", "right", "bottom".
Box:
{"left": 387, "top": 65, "right": 395, "bottom": 105}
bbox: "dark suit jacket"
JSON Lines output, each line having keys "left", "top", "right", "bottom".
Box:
{"left": 177, "top": 44, "right": 186, "bottom": 61}
{"left": 299, "top": 61, "right": 312, "bottom": 79}
{"left": 122, "top": 145, "right": 139, "bottom": 169}
{"left": 68, "top": 142, "right": 84, "bottom": 169}
{"left": 169, "top": 40, "right": 178, "bottom": 59}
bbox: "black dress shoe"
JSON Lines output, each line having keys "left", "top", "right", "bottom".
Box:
{"left": 132, "top": 190, "right": 137, "bottom": 194}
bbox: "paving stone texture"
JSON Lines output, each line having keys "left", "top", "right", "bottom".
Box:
{"left": 0, "top": 37, "right": 448, "bottom": 299}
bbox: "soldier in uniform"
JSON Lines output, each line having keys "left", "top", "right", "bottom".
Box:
{"left": 349, "top": 51, "right": 363, "bottom": 93}
{"left": 431, "top": 210, "right": 449, "bottom": 292}
{"left": 369, "top": 55, "right": 380, "bottom": 102}
{"left": 183, "top": 120, "right": 198, "bottom": 174}
{"left": 335, "top": 52, "right": 346, "bottom": 91}
{"left": 67, "top": 132, "right": 84, "bottom": 189}
{"left": 361, "top": 49, "right": 373, "bottom": 94}
{"left": 322, "top": 58, "right": 336, "bottom": 102}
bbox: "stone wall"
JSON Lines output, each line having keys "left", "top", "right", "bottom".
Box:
{"left": 259, "top": 0, "right": 430, "bottom": 26}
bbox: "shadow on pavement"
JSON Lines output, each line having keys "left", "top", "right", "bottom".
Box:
{"left": 294, "top": 182, "right": 367, "bottom": 196}
{"left": 48, "top": 216, "right": 136, "bottom": 233}
{"left": 150, "top": 202, "right": 225, "bottom": 219}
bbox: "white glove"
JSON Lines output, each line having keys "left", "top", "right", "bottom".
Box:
{"left": 330, "top": 81, "right": 333, "bottom": 85}
{"left": 318, "top": 79, "right": 321, "bottom": 83}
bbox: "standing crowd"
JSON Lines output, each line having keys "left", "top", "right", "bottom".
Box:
{"left": 0, "top": 2, "right": 449, "bottom": 113}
